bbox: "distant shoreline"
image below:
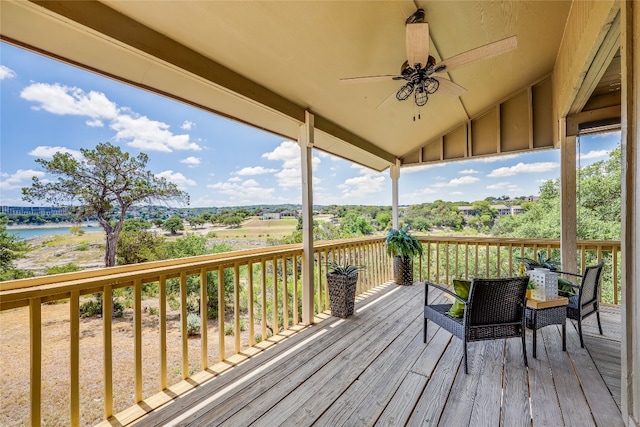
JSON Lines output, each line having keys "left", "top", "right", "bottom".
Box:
{"left": 6, "top": 222, "right": 101, "bottom": 230}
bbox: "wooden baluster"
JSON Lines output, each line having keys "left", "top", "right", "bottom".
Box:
{"left": 30, "top": 297, "right": 42, "bottom": 427}
{"left": 134, "top": 278, "right": 142, "bottom": 402}
{"left": 159, "top": 275, "right": 167, "bottom": 390}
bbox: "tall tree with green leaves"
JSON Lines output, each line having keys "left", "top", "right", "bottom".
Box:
{"left": 0, "top": 214, "right": 33, "bottom": 281}
{"left": 22, "top": 142, "right": 189, "bottom": 267}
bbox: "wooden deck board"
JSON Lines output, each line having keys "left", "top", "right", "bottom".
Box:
{"left": 501, "top": 338, "right": 532, "bottom": 427}
{"left": 133, "top": 282, "right": 623, "bottom": 427}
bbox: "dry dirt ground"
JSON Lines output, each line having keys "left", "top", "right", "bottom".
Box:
{"left": 0, "top": 299, "right": 254, "bottom": 426}
{"left": 2, "top": 218, "right": 303, "bottom": 426}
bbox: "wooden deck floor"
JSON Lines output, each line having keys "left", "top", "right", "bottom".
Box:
{"left": 135, "top": 282, "right": 623, "bottom": 427}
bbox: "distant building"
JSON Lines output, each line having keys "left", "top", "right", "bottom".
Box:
{"left": 510, "top": 205, "right": 526, "bottom": 215}
{"left": 457, "top": 206, "right": 476, "bottom": 219}
{"left": 457, "top": 204, "right": 526, "bottom": 219}
{"left": 261, "top": 212, "right": 281, "bottom": 220}
{"left": 524, "top": 195, "right": 539, "bottom": 202}
{"left": 1, "top": 205, "right": 68, "bottom": 216}
{"left": 492, "top": 205, "right": 511, "bottom": 217}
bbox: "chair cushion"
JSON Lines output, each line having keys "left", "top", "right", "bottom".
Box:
{"left": 447, "top": 279, "right": 471, "bottom": 318}
{"left": 567, "top": 294, "right": 579, "bottom": 309}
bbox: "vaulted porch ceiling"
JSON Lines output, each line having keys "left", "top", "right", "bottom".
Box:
{"left": 0, "top": 1, "right": 620, "bottom": 171}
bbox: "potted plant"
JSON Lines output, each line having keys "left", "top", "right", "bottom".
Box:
{"left": 385, "top": 226, "right": 423, "bottom": 286}
{"left": 326, "top": 262, "right": 364, "bottom": 318}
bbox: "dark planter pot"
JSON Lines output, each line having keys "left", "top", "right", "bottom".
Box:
{"left": 393, "top": 255, "right": 414, "bottom": 286}
{"left": 327, "top": 272, "right": 358, "bottom": 318}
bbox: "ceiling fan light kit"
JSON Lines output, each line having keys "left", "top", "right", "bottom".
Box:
{"left": 340, "top": 8, "right": 518, "bottom": 118}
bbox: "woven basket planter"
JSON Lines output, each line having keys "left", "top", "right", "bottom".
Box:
{"left": 327, "top": 272, "right": 358, "bottom": 318}
{"left": 393, "top": 256, "right": 414, "bottom": 286}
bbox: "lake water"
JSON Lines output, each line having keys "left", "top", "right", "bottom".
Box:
{"left": 7, "top": 225, "right": 101, "bottom": 240}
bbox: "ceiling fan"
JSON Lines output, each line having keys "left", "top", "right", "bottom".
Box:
{"left": 340, "top": 9, "right": 518, "bottom": 114}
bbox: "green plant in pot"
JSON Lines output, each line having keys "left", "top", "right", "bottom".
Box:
{"left": 326, "top": 262, "right": 364, "bottom": 318}
{"left": 385, "top": 226, "right": 423, "bottom": 286}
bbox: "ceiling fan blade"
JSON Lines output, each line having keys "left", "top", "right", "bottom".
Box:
{"left": 377, "top": 88, "right": 399, "bottom": 109}
{"left": 340, "top": 75, "right": 400, "bottom": 84}
{"left": 436, "top": 35, "right": 517, "bottom": 73}
{"left": 433, "top": 77, "right": 466, "bottom": 97}
{"left": 406, "top": 22, "right": 429, "bottom": 68}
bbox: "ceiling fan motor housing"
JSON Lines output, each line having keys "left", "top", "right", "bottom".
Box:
{"left": 406, "top": 8, "right": 426, "bottom": 24}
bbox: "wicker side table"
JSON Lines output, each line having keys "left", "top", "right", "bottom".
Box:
{"left": 525, "top": 297, "right": 568, "bottom": 358}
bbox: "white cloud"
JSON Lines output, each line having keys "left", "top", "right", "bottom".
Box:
{"left": 486, "top": 181, "right": 519, "bottom": 190}
{"left": 433, "top": 176, "right": 480, "bottom": 187}
{"left": 262, "top": 141, "right": 320, "bottom": 188}
{"left": 28, "top": 146, "right": 82, "bottom": 160}
{"left": 580, "top": 150, "right": 610, "bottom": 160}
{"left": 207, "top": 178, "right": 275, "bottom": 202}
{"left": 475, "top": 154, "right": 520, "bottom": 163}
{"left": 21, "top": 83, "right": 118, "bottom": 120}
{"left": 180, "top": 156, "right": 201, "bottom": 167}
{"left": 234, "top": 166, "right": 277, "bottom": 176}
{"left": 181, "top": 120, "right": 195, "bottom": 130}
{"left": 228, "top": 176, "right": 242, "bottom": 182}
{"left": 338, "top": 174, "right": 385, "bottom": 198}
{"left": 459, "top": 169, "right": 480, "bottom": 174}
{"left": 0, "top": 65, "right": 16, "bottom": 80}
{"left": 20, "top": 82, "right": 202, "bottom": 153}
{"left": 262, "top": 141, "right": 301, "bottom": 168}
{"left": 156, "top": 170, "right": 196, "bottom": 190}
{"left": 111, "top": 114, "right": 202, "bottom": 152}
{"left": 86, "top": 119, "right": 104, "bottom": 127}
{"left": 401, "top": 187, "right": 438, "bottom": 205}
{"left": 0, "top": 169, "right": 46, "bottom": 190}
{"left": 488, "top": 161, "right": 559, "bottom": 177}
{"left": 275, "top": 168, "right": 303, "bottom": 188}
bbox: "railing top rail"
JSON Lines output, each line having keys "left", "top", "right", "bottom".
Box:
{"left": 416, "top": 235, "right": 621, "bottom": 248}
{"left": 0, "top": 237, "right": 388, "bottom": 306}
{"left": 1, "top": 245, "right": 302, "bottom": 292}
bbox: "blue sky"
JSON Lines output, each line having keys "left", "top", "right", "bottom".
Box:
{"left": 0, "top": 42, "right": 620, "bottom": 208}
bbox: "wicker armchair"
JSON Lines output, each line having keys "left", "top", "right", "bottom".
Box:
{"left": 424, "top": 276, "right": 529, "bottom": 374}
{"left": 560, "top": 261, "right": 605, "bottom": 348}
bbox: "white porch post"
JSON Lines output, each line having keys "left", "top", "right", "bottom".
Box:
{"left": 560, "top": 124, "right": 578, "bottom": 277}
{"left": 300, "top": 111, "right": 315, "bottom": 325}
{"left": 391, "top": 160, "right": 400, "bottom": 229}
{"left": 621, "top": 1, "right": 640, "bottom": 424}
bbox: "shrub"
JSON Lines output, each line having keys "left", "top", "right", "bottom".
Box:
{"left": 149, "top": 306, "right": 159, "bottom": 316}
{"left": 46, "top": 263, "right": 82, "bottom": 275}
{"left": 186, "top": 313, "right": 201, "bottom": 336}
{"left": 79, "top": 296, "right": 124, "bottom": 318}
{"left": 168, "top": 295, "right": 180, "bottom": 311}
{"left": 224, "top": 325, "right": 234, "bottom": 336}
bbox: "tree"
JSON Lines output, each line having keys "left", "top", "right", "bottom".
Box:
{"left": 0, "top": 214, "right": 33, "bottom": 281}
{"left": 187, "top": 216, "right": 205, "bottom": 229}
{"left": 223, "top": 215, "right": 242, "bottom": 228}
{"left": 163, "top": 215, "right": 185, "bottom": 235}
{"left": 116, "top": 230, "right": 166, "bottom": 265}
{"left": 340, "top": 213, "right": 374, "bottom": 237}
{"left": 122, "top": 218, "right": 152, "bottom": 232}
{"left": 22, "top": 142, "right": 188, "bottom": 267}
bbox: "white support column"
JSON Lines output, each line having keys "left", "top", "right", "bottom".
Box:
{"left": 300, "top": 111, "right": 315, "bottom": 325}
{"left": 621, "top": 2, "right": 640, "bottom": 424}
{"left": 560, "top": 122, "right": 577, "bottom": 277}
{"left": 391, "top": 160, "right": 400, "bottom": 229}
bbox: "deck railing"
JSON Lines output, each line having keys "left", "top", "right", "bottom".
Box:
{"left": 416, "top": 236, "right": 622, "bottom": 305}
{"left": 0, "top": 237, "right": 391, "bottom": 427}
{"left": 0, "top": 236, "right": 620, "bottom": 426}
